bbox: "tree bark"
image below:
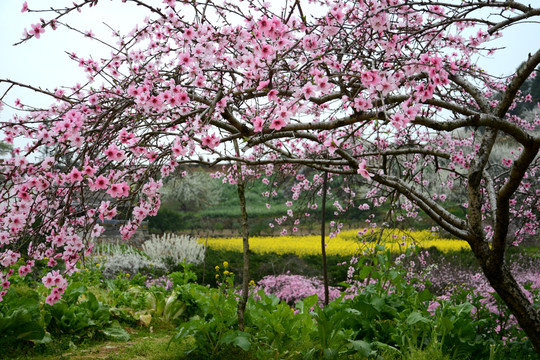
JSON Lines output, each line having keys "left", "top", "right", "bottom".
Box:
{"left": 234, "top": 139, "right": 250, "bottom": 332}
{"left": 321, "top": 171, "right": 329, "bottom": 306}
{"left": 478, "top": 256, "right": 540, "bottom": 354}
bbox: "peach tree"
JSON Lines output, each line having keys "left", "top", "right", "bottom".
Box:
{"left": 0, "top": 0, "right": 539, "bottom": 352}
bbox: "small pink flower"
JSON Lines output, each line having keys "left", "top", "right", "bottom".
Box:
{"left": 45, "top": 293, "right": 60, "bottom": 305}
{"left": 29, "top": 23, "right": 45, "bottom": 39}
{"left": 18, "top": 265, "right": 31, "bottom": 277}
{"left": 252, "top": 116, "right": 264, "bottom": 132}
{"left": 201, "top": 133, "right": 220, "bottom": 149}
{"left": 267, "top": 89, "right": 279, "bottom": 101}
{"left": 301, "top": 83, "right": 316, "bottom": 99}
{"left": 42, "top": 273, "right": 55, "bottom": 288}
{"left": 2, "top": 280, "right": 10, "bottom": 289}
{"left": 269, "top": 117, "right": 286, "bottom": 131}
{"left": 357, "top": 159, "right": 373, "bottom": 179}
{"left": 257, "top": 80, "right": 270, "bottom": 90}
{"left": 258, "top": 44, "right": 274, "bottom": 59}
{"left": 67, "top": 168, "right": 83, "bottom": 183}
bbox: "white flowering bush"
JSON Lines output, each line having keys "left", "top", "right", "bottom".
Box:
{"left": 93, "top": 243, "right": 167, "bottom": 278}
{"left": 142, "top": 233, "right": 205, "bottom": 265}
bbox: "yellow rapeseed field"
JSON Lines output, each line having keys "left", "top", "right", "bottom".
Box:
{"left": 202, "top": 228, "right": 470, "bottom": 257}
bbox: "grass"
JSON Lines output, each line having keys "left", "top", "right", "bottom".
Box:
{"left": 15, "top": 333, "right": 463, "bottom": 360}
{"left": 3, "top": 322, "right": 182, "bottom": 360}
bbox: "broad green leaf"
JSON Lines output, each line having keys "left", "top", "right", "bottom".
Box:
{"left": 358, "top": 266, "right": 373, "bottom": 280}
{"left": 323, "top": 347, "right": 338, "bottom": 359}
{"left": 102, "top": 323, "right": 130, "bottom": 341}
{"left": 220, "top": 330, "right": 251, "bottom": 351}
{"left": 406, "top": 311, "right": 429, "bottom": 325}
{"left": 349, "top": 339, "right": 372, "bottom": 357}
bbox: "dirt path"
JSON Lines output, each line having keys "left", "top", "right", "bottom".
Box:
{"left": 58, "top": 336, "right": 170, "bottom": 360}
{"left": 11, "top": 326, "right": 184, "bottom": 360}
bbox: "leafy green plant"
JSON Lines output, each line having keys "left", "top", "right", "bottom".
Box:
{"left": 307, "top": 299, "right": 371, "bottom": 360}
{"left": 144, "top": 288, "right": 187, "bottom": 324}
{"left": 246, "top": 292, "right": 317, "bottom": 359}
{"left": 172, "top": 284, "right": 240, "bottom": 359}
{"left": 169, "top": 262, "right": 198, "bottom": 288}
{"left": 105, "top": 274, "right": 148, "bottom": 310}
{"left": 0, "top": 287, "right": 47, "bottom": 344}
{"left": 46, "top": 283, "right": 129, "bottom": 342}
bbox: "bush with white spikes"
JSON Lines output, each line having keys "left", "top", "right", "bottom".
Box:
{"left": 142, "top": 233, "right": 205, "bottom": 265}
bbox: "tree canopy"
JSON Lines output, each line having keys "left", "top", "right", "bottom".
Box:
{"left": 1, "top": 0, "right": 539, "bottom": 352}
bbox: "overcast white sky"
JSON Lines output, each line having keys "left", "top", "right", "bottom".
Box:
{"left": 0, "top": 1, "right": 149, "bottom": 110}
{"left": 1, "top": 1, "right": 539, "bottom": 133}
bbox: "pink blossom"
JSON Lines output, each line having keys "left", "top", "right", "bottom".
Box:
{"left": 257, "top": 80, "right": 270, "bottom": 90}
{"left": 42, "top": 272, "right": 55, "bottom": 288}
{"left": 252, "top": 116, "right": 264, "bottom": 132}
{"left": 67, "top": 168, "right": 83, "bottom": 183}
{"left": 269, "top": 117, "right": 287, "bottom": 131}
{"left": 357, "top": 159, "right": 373, "bottom": 179}
{"left": 18, "top": 265, "right": 31, "bottom": 277}
{"left": 267, "top": 89, "right": 279, "bottom": 102}
{"left": 104, "top": 144, "right": 126, "bottom": 162}
{"left": 201, "top": 133, "right": 220, "bottom": 149}
{"left": 258, "top": 44, "right": 274, "bottom": 59}
{"left": 2, "top": 280, "right": 10, "bottom": 289}
{"left": 28, "top": 23, "right": 45, "bottom": 39}
{"left": 107, "top": 182, "right": 129, "bottom": 198}
{"left": 178, "top": 52, "right": 192, "bottom": 66}
{"left": 91, "top": 224, "right": 104, "bottom": 238}
{"left": 89, "top": 175, "right": 110, "bottom": 191}
{"left": 45, "top": 293, "right": 59, "bottom": 305}
{"left": 301, "top": 83, "right": 316, "bottom": 100}
{"left": 361, "top": 70, "right": 380, "bottom": 88}
{"left": 176, "top": 91, "right": 189, "bottom": 104}
{"left": 133, "top": 205, "right": 149, "bottom": 219}
{"left": 82, "top": 165, "right": 97, "bottom": 177}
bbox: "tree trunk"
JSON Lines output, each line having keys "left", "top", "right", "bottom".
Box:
{"left": 479, "top": 258, "right": 540, "bottom": 354}
{"left": 321, "top": 172, "right": 329, "bottom": 306}
{"left": 234, "top": 140, "right": 250, "bottom": 332}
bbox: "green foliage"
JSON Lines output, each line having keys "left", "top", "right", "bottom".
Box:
{"left": 0, "top": 288, "right": 47, "bottom": 344}
{"left": 245, "top": 292, "right": 317, "bottom": 359}
{"left": 104, "top": 275, "right": 148, "bottom": 310}
{"left": 148, "top": 207, "right": 185, "bottom": 234}
{"left": 70, "top": 263, "right": 104, "bottom": 287}
{"left": 445, "top": 283, "right": 538, "bottom": 359}
{"left": 0, "top": 141, "right": 12, "bottom": 156}
{"left": 46, "top": 283, "right": 130, "bottom": 342}
{"left": 160, "top": 171, "right": 224, "bottom": 211}
{"left": 169, "top": 262, "right": 198, "bottom": 288}
{"left": 307, "top": 298, "right": 374, "bottom": 359}
{"left": 2, "top": 244, "right": 539, "bottom": 359}
{"left": 192, "top": 248, "right": 349, "bottom": 287}
{"left": 173, "top": 284, "right": 239, "bottom": 359}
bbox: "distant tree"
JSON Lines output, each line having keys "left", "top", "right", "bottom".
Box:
{"left": 0, "top": 142, "right": 11, "bottom": 156}
{"left": 160, "top": 170, "right": 223, "bottom": 212}
{"left": 508, "top": 66, "right": 540, "bottom": 116}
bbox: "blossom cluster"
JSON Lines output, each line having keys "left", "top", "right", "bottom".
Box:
{"left": 253, "top": 273, "right": 341, "bottom": 306}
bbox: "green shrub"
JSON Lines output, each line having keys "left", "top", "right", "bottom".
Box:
{"left": 148, "top": 208, "right": 185, "bottom": 234}
{"left": 0, "top": 287, "right": 47, "bottom": 344}
{"left": 189, "top": 249, "right": 350, "bottom": 288}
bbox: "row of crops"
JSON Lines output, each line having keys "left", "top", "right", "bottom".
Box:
{"left": 203, "top": 228, "right": 470, "bottom": 256}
